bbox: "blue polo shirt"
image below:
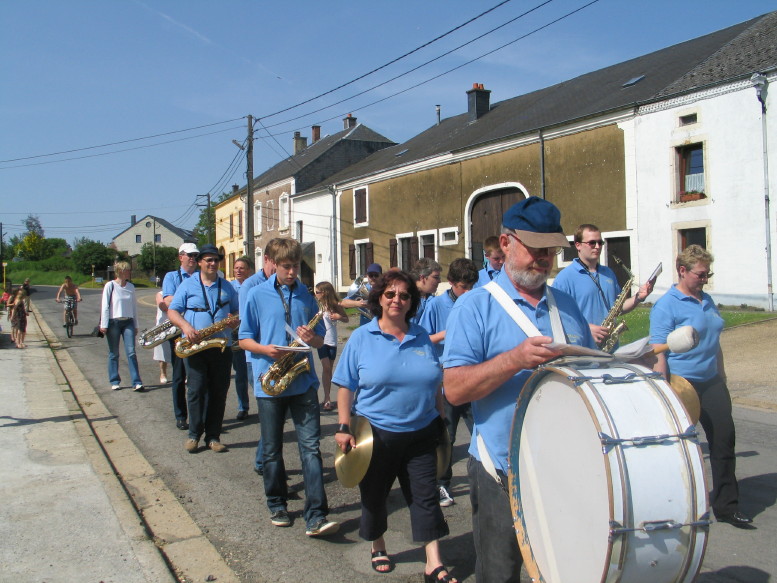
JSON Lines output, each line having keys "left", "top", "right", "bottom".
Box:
{"left": 419, "top": 291, "right": 456, "bottom": 357}
{"left": 332, "top": 319, "right": 441, "bottom": 432}
{"left": 474, "top": 267, "right": 500, "bottom": 288}
{"left": 162, "top": 268, "right": 196, "bottom": 299}
{"left": 169, "top": 273, "right": 239, "bottom": 343}
{"left": 442, "top": 271, "right": 594, "bottom": 473}
{"left": 410, "top": 294, "right": 433, "bottom": 325}
{"left": 238, "top": 270, "right": 269, "bottom": 362}
{"left": 238, "top": 274, "right": 325, "bottom": 398}
{"left": 649, "top": 285, "right": 723, "bottom": 383}
{"left": 552, "top": 259, "right": 621, "bottom": 325}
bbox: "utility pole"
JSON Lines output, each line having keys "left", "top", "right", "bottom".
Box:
{"left": 246, "top": 115, "right": 255, "bottom": 260}
{"left": 196, "top": 194, "right": 214, "bottom": 245}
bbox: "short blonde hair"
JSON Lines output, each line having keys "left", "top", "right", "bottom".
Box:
{"left": 676, "top": 245, "right": 713, "bottom": 274}
{"left": 114, "top": 260, "right": 131, "bottom": 273}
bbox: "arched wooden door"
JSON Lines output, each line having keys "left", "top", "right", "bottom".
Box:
{"left": 469, "top": 186, "right": 526, "bottom": 265}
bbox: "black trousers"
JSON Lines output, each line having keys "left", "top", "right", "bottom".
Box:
{"left": 183, "top": 349, "right": 232, "bottom": 443}
{"left": 692, "top": 374, "right": 740, "bottom": 516}
{"left": 169, "top": 338, "right": 188, "bottom": 422}
{"left": 358, "top": 417, "right": 449, "bottom": 543}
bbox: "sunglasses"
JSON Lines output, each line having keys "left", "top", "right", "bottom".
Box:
{"left": 580, "top": 240, "right": 605, "bottom": 248}
{"left": 201, "top": 257, "right": 220, "bottom": 264}
{"left": 383, "top": 291, "right": 411, "bottom": 301}
{"left": 689, "top": 270, "right": 714, "bottom": 279}
{"left": 185, "top": 252, "right": 198, "bottom": 258}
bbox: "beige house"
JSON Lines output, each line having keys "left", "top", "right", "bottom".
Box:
{"left": 214, "top": 185, "right": 246, "bottom": 279}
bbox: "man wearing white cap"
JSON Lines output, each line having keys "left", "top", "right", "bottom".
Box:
{"left": 162, "top": 242, "right": 199, "bottom": 430}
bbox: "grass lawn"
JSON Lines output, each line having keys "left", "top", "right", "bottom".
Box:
{"left": 7, "top": 270, "right": 157, "bottom": 289}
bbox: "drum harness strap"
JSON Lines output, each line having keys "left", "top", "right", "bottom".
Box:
{"left": 478, "top": 282, "right": 566, "bottom": 487}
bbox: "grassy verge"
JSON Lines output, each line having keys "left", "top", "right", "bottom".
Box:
{"left": 6, "top": 270, "right": 157, "bottom": 289}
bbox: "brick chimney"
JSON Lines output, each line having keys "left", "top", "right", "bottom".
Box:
{"left": 311, "top": 125, "right": 321, "bottom": 143}
{"left": 232, "top": 184, "right": 239, "bottom": 194}
{"left": 466, "top": 83, "right": 491, "bottom": 122}
{"left": 131, "top": 214, "right": 136, "bottom": 226}
{"left": 293, "top": 131, "right": 308, "bottom": 154}
{"left": 343, "top": 113, "right": 357, "bottom": 129}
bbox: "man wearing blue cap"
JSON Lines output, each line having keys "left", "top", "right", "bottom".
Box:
{"left": 442, "top": 196, "right": 595, "bottom": 582}
{"left": 341, "top": 263, "right": 382, "bottom": 326}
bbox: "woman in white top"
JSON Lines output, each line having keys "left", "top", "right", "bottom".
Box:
{"left": 100, "top": 261, "right": 144, "bottom": 392}
{"left": 314, "top": 281, "right": 348, "bottom": 411}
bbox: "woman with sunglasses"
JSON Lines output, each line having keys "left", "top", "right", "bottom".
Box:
{"left": 313, "top": 281, "right": 348, "bottom": 411}
{"left": 332, "top": 270, "right": 457, "bottom": 582}
{"left": 650, "top": 245, "right": 752, "bottom": 528}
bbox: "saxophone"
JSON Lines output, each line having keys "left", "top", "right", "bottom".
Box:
{"left": 137, "top": 320, "right": 181, "bottom": 349}
{"left": 599, "top": 255, "right": 634, "bottom": 353}
{"left": 174, "top": 314, "right": 240, "bottom": 358}
{"left": 261, "top": 308, "right": 324, "bottom": 396}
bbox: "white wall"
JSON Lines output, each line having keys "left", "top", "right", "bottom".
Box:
{"left": 291, "top": 190, "right": 337, "bottom": 286}
{"left": 628, "top": 78, "right": 776, "bottom": 309}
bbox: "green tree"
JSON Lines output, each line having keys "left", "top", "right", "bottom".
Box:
{"left": 5, "top": 234, "right": 23, "bottom": 260}
{"left": 23, "top": 214, "right": 44, "bottom": 237}
{"left": 71, "top": 238, "right": 115, "bottom": 275}
{"left": 43, "top": 237, "right": 70, "bottom": 258}
{"left": 16, "top": 232, "right": 47, "bottom": 261}
{"left": 137, "top": 243, "right": 179, "bottom": 276}
{"left": 192, "top": 191, "right": 230, "bottom": 246}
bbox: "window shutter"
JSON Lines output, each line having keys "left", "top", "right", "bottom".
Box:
{"left": 410, "top": 238, "right": 419, "bottom": 265}
{"left": 366, "top": 241, "right": 374, "bottom": 266}
{"left": 389, "top": 238, "right": 397, "bottom": 268}
{"left": 349, "top": 244, "right": 356, "bottom": 280}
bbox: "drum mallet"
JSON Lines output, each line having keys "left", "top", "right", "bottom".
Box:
{"left": 651, "top": 326, "right": 699, "bottom": 354}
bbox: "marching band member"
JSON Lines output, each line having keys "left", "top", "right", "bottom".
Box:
{"left": 238, "top": 238, "right": 338, "bottom": 538}
{"left": 650, "top": 245, "right": 752, "bottom": 527}
{"left": 230, "top": 256, "right": 254, "bottom": 420}
{"left": 473, "top": 236, "right": 504, "bottom": 288}
{"left": 162, "top": 242, "right": 199, "bottom": 430}
{"left": 442, "top": 197, "right": 594, "bottom": 582}
{"left": 333, "top": 270, "right": 457, "bottom": 582}
{"left": 341, "top": 263, "right": 382, "bottom": 326}
{"left": 410, "top": 258, "right": 442, "bottom": 325}
{"left": 168, "top": 245, "right": 239, "bottom": 454}
{"left": 553, "top": 223, "right": 652, "bottom": 344}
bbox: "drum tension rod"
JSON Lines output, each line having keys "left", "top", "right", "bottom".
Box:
{"left": 567, "top": 372, "right": 663, "bottom": 386}
{"left": 609, "top": 512, "right": 712, "bottom": 540}
{"left": 598, "top": 426, "right": 698, "bottom": 453}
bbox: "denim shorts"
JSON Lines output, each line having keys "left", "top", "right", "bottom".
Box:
{"left": 317, "top": 344, "right": 337, "bottom": 360}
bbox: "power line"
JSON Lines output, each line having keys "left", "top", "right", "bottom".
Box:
{"left": 257, "top": 0, "right": 517, "bottom": 122}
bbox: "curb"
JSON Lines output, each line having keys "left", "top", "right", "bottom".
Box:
{"left": 33, "top": 303, "right": 241, "bottom": 583}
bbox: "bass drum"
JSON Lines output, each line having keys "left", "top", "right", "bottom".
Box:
{"left": 508, "top": 360, "right": 709, "bottom": 583}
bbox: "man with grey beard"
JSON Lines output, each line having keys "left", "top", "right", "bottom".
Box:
{"left": 441, "top": 196, "right": 595, "bottom": 582}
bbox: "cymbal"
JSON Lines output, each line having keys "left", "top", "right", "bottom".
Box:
{"left": 334, "top": 416, "right": 374, "bottom": 488}
{"left": 670, "top": 374, "right": 701, "bottom": 425}
{"left": 436, "top": 424, "right": 452, "bottom": 479}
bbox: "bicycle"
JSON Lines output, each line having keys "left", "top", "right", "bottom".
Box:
{"left": 62, "top": 296, "right": 77, "bottom": 338}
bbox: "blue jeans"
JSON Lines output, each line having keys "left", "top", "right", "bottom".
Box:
{"left": 232, "top": 350, "right": 249, "bottom": 413}
{"left": 257, "top": 385, "right": 327, "bottom": 529}
{"left": 248, "top": 362, "right": 263, "bottom": 472}
{"left": 106, "top": 319, "right": 142, "bottom": 386}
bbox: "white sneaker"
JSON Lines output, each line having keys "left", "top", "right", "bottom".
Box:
{"left": 111, "top": 385, "right": 121, "bottom": 391}
{"left": 133, "top": 384, "right": 145, "bottom": 392}
{"left": 438, "top": 486, "right": 454, "bottom": 507}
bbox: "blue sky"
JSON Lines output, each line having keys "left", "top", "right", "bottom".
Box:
{"left": 1, "top": 0, "right": 773, "bottom": 245}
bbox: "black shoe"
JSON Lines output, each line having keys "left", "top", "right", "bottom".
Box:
{"left": 236, "top": 410, "right": 248, "bottom": 421}
{"left": 254, "top": 467, "right": 263, "bottom": 476}
{"left": 717, "top": 511, "right": 754, "bottom": 527}
{"left": 176, "top": 419, "right": 189, "bottom": 430}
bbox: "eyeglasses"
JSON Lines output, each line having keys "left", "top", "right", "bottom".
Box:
{"left": 185, "top": 252, "right": 198, "bottom": 258}
{"left": 689, "top": 270, "right": 714, "bottom": 279}
{"left": 508, "top": 233, "right": 563, "bottom": 256}
{"left": 580, "top": 240, "right": 605, "bottom": 248}
{"left": 383, "top": 291, "right": 411, "bottom": 301}
{"left": 201, "top": 257, "right": 219, "bottom": 264}
{"left": 367, "top": 272, "right": 380, "bottom": 278}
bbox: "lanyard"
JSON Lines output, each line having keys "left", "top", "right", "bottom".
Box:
{"left": 274, "top": 279, "right": 294, "bottom": 342}
{"left": 447, "top": 288, "right": 458, "bottom": 303}
{"left": 577, "top": 259, "right": 609, "bottom": 310}
{"left": 198, "top": 277, "right": 223, "bottom": 323}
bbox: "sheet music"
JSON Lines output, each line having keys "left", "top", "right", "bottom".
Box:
{"left": 647, "top": 262, "right": 662, "bottom": 285}
{"left": 271, "top": 345, "right": 312, "bottom": 352}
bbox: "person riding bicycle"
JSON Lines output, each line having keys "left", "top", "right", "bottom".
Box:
{"left": 56, "top": 275, "right": 82, "bottom": 326}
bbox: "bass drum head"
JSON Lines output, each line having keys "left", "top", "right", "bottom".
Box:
{"left": 509, "top": 372, "right": 611, "bottom": 583}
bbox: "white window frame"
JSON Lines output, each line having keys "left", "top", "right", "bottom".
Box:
{"left": 354, "top": 237, "right": 370, "bottom": 276}
{"left": 353, "top": 186, "right": 369, "bottom": 228}
{"left": 279, "top": 193, "right": 290, "bottom": 231}
{"left": 266, "top": 200, "right": 275, "bottom": 231}
{"left": 254, "top": 202, "right": 262, "bottom": 235}
{"left": 417, "top": 229, "right": 438, "bottom": 261}
{"left": 438, "top": 226, "right": 459, "bottom": 246}
{"left": 396, "top": 232, "right": 414, "bottom": 270}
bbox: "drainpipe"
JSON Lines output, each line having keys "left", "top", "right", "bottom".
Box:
{"left": 751, "top": 73, "right": 773, "bottom": 312}
{"left": 539, "top": 128, "right": 546, "bottom": 199}
{"left": 329, "top": 185, "right": 338, "bottom": 287}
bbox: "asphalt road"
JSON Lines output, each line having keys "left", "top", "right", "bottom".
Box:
{"left": 29, "top": 284, "right": 777, "bottom": 582}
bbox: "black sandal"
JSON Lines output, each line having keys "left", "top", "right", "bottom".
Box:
{"left": 424, "top": 565, "right": 457, "bottom": 583}
{"left": 370, "top": 550, "right": 394, "bottom": 574}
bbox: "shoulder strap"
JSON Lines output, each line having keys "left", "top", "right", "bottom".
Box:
{"left": 483, "top": 281, "right": 565, "bottom": 342}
